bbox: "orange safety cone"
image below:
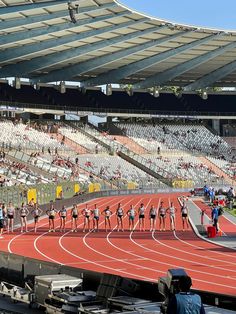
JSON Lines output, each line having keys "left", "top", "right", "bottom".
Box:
{"left": 218, "top": 229, "right": 223, "bottom": 237}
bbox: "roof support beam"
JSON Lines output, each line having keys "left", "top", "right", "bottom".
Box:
{"left": 0, "top": 3, "right": 118, "bottom": 46}
{"left": 0, "top": 0, "right": 70, "bottom": 15}
{"left": 0, "top": 23, "right": 157, "bottom": 77}
{"left": 33, "top": 31, "right": 188, "bottom": 83}
{"left": 133, "top": 40, "right": 236, "bottom": 89}
{"left": 184, "top": 59, "right": 236, "bottom": 91}
{"left": 81, "top": 33, "right": 221, "bottom": 87}
{"left": 0, "top": 3, "right": 116, "bottom": 32}
{"left": 0, "top": 12, "right": 129, "bottom": 64}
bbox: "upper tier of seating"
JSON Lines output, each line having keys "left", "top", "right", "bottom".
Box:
{"left": 117, "top": 122, "right": 233, "bottom": 158}
{"left": 0, "top": 81, "right": 236, "bottom": 114}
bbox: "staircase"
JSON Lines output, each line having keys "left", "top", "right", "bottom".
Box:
{"left": 50, "top": 133, "right": 89, "bottom": 154}
{"left": 66, "top": 122, "right": 111, "bottom": 152}
{"left": 199, "top": 156, "right": 233, "bottom": 184}
{"left": 223, "top": 137, "right": 236, "bottom": 149}
{"left": 114, "top": 136, "right": 148, "bottom": 154}
{"left": 69, "top": 123, "right": 174, "bottom": 186}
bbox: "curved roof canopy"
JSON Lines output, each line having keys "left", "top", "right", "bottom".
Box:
{"left": 1, "top": 0, "right": 236, "bottom": 91}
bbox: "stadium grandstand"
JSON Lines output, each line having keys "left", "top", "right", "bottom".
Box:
{"left": 0, "top": 1, "right": 236, "bottom": 313}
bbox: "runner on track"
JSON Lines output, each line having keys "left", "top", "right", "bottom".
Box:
{"left": 19, "top": 202, "right": 29, "bottom": 233}
{"left": 149, "top": 204, "right": 157, "bottom": 232}
{"left": 127, "top": 205, "right": 136, "bottom": 231}
{"left": 71, "top": 203, "right": 79, "bottom": 232}
{"left": 82, "top": 204, "right": 92, "bottom": 232}
{"left": 158, "top": 201, "right": 167, "bottom": 231}
{"left": 138, "top": 203, "right": 146, "bottom": 231}
{"left": 31, "top": 203, "right": 43, "bottom": 233}
{"left": 102, "top": 205, "right": 113, "bottom": 232}
{"left": 116, "top": 202, "right": 124, "bottom": 232}
{"left": 58, "top": 205, "right": 67, "bottom": 232}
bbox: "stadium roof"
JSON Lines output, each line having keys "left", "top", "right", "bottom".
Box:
{"left": 1, "top": 0, "right": 236, "bottom": 91}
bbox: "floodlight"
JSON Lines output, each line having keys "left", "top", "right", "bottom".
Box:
{"left": 201, "top": 90, "right": 208, "bottom": 100}
{"left": 60, "top": 81, "right": 66, "bottom": 94}
{"left": 153, "top": 86, "right": 160, "bottom": 98}
{"left": 106, "top": 84, "right": 112, "bottom": 96}
{"left": 14, "top": 77, "right": 21, "bottom": 89}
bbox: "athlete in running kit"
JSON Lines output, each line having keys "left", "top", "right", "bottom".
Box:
{"left": 92, "top": 204, "right": 100, "bottom": 232}
{"left": 71, "top": 204, "right": 79, "bottom": 232}
{"left": 7, "top": 202, "right": 15, "bottom": 233}
{"left": 181, "top": 201, "right": 189, "bottom": 231}
{"left": 127, "top": 205, "right": 136, "bottom": 231}
{"left": 102, "top": 206, "right": 112, "bottom": 232}
{"left": 138, "top": 203, "right": 145, "bottom": 231}
{"left": 149, "top": 204, "right": 157, "bottom": 231}
{"left": 46, "top": 203, "right": 57, "bottom": 232}
{"left": 19, "top": 202, "right": 29, "bottom": 233}
{"left": 167, "top": 201, "right": 177, "bottom": 231}
{"left": 158, "top": 201, "right": 166, "bottom": 231}
{"left": 31, "top": 203, "right": 43, "bottom": 233}
{"left": 82, "top": 204, "right": 91, "bottom": 232}
{"left": 0, "top": 203, "right": 6, "bottom": 238}
{"left": 58, "top": 205, "right": 67, "bottom": 232}
{"left": 116, "top": 203, "right": 124, "bottom": 232}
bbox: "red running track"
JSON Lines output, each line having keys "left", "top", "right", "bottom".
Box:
{"left": 0, "top": 193, "right": 236, "bottom": 297}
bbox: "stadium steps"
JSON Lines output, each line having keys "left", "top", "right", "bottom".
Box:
{"left": 72, "top": 123, "right": 174, "bottom": 186}
{"left": 65, "top": 122, "right": 111, "bottom": 153}
{"left": 6, "top": 152, "right": 55, "bottom": 180}
{"left": 117, "top": 151, "right": 173, "bottom": 187}
{"left": 199, "top": 156, "right": 233, "bottom": 184}
{"left": 50, "top": 132, "right": 89, "bottom": 154}
{"left": 223, "top": 137, "right": 236, "bottom": 149}
{"left": 113, "top": 135, "right": 148, "bottom": 154}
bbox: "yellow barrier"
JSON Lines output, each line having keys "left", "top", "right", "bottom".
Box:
{"left": 127, "top": 182, "right": 137, "bottom": 190}
{"left": 88, "top": 183, "right": 94, "bottom": 193}
{"left": 27, "top": 189, "right": 37, "bottom": 204}
{"left": 56, "top": 186, "right": 63, "bottom": 199}
{"left": 88, "top": 183, "right": 101, "bottom": 193}
{"left": 172, "top": 180, "right": 194, "bottom": 189}
{"left": 93, "top": 183, "right": 101, "bottom": 192}
{"left": 74, "top": 183, "right": 80, "bottom": 194}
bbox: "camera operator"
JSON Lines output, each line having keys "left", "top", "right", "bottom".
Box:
{"left": 167, "top": 276, "right": 205, "bottom": 314}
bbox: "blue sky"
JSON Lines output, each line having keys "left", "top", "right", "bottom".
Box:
{"left": 119, "top": 0, "right": 236, "bottom": 30}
